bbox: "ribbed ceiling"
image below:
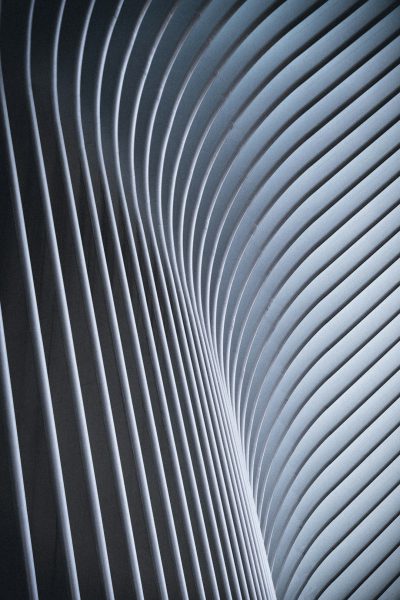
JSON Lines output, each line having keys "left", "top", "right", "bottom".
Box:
{"left": 1, "top": 1, "right": 400, "bottom": 598}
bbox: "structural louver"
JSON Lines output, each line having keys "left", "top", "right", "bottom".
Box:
{"left": 1, "top": 1, "right": 400, "bottom": 598}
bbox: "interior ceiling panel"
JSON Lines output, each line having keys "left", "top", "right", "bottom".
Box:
{"left": 1, "top": 0, "right": 400, "bottom": 598}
